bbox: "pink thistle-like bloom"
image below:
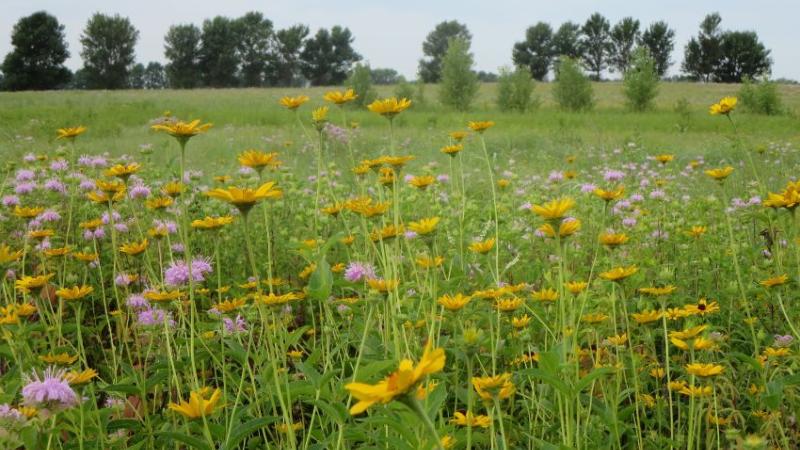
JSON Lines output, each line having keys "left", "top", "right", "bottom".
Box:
{"left": 137, "top": 307, "right": 175, "bottom": 327}
{"left": 603, "top": 170, "right": 625, "bottom": 182}
{"left": 129, "top": 184, "right": 151, "bottom": 199}
{"left": 39, "top": 209, "right": 61, "bottom": 222}
{"left": 343, "top": 262, "right": 376, "bottom": 283}
{"left": 15, "top": 182, "right": 36, "bottom": 195}
{"left": 164, "top": 257, "right": 213, "bottom": 287}
{"left": 50, "top": 160, "right": 69, "bottom": 171}
{"left": 2, "top": 195, "right": 20, "bottom": 207}
{"left": 223, "top": 315, "right": 247, "bottom": 334}
{"left": 22, "top": 367, "right": 78, "bottom": 409}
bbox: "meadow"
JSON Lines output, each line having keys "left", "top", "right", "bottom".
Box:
{"left": 0, "top": 82, "right": 800, "bottom": 449}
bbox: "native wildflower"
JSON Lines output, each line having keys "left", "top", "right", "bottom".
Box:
{"left": 685, "top": 363, "right": 724, "bottom": 377}
{"left": 168, "top": 387, "right": 223, "bottom": 419}
{"left": 324, "top": 89, "right": 357, "bottom": 105}
{"left": 151, "top": 119, "right": 212, "bottom": 146}
{"left": 367, "top": 97, "right": 411, "bottom": 119}
{"left": 205, "top": 182, "right": 282, "bottom": 214}
{"left": 709, "top": 96, "right": 737, "bottom": 116}
{"left": 280, "top": 95, "right": 310, "bottom": 110}
{"left": 532, "top": 197, "right": 575, "bottom": 221}
{"left": 437, "top": 293, "right": 471, "bottom": 311}
{"left": 469, "top": 238, "right": 495, "bottom": 254}
{"left": 599, "top": 266, "right": 638, "bottom": 282}
{"left": 22, "top": 367, "right": 78, "bottom": 409}
{"left": 705, "top": 166, "right": 734, "bottom": 181}
{"left": 467, "top": 121, "right": 495, "bottom": 133}
{"left": 472, "top": 373, "right": 515, "bottom": 400}
{"left": 57, "top": 126, "right": 87, "bottom": 140}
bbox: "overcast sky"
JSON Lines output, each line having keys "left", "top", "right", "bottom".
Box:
{"left": 1, "top": 0, "right": 797, "bottom": 80}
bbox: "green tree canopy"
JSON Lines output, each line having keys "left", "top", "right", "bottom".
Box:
{"left": 418, "top": 21, "right": 471, "bottom": 83}
{"left": 1, "top": 11, "right": 71, "bottom": 91}
{"left": 164, "top": 24, "right": 202, "bottom": 89}
{"left": 300, "top": 26, "right": 361, "bottom": 86}
{"left": 80, "top": 13, "right": 139, "bottom": 89}
{"left": 512, "top": 22, "right": 554, "bottom": 81}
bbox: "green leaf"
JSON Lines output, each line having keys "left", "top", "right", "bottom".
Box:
{"left": 155, "top": 431, "right": 212, "bottom": 450}
{"left": 222, "top": 417, "right": 277, "bottom": 450}
{"left": 308, "top": 257, "right": 333, "bottom": 302}
{"left": 310, "top": 399, "right": 346, "bottom": 425}
{"left": 574, "top": 367, "right": 613, "bottom": 393}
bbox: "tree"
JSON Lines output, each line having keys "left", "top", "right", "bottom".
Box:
{"left": 714, "top": 31, "right": 771, "bottom": 82}
{"left": 580, "top": 13, "right": 612, "bottom": 80}
{"left": 370, "top": 68, "right": 401, "bottom": 85}
{"left": 1, "top": 11, "right": 71, "bottom": 91}
{"left": 623, "top": 48, "right": 659, "bottom": 111}
{"left": 438, "top": 38, "right": 478, "bottom": 111}
{"left": 266, "top": 25, "right": 308, "bottom": 86}
{"left": 164, "top": 24, "right": 201, "bottom": 89}
{"left": 300, "top": 26, "right": 361, "bottom": 86}
{"left": 512, "top": 22, "right": 554, "bottom": 81}
{"left": 129, "top": 63, "right": 145, "bottom": 89}
{"left": 553, "top": 22, "right": 583, "bottom": 61}
{"left": 640, "top": 21, "right": 675, "bottom": 77}
{"left": 199, "top": 16, "right": 240, "bottom": 87}
{"left": 143, "top": 62, "right": 166, "bottom": 89}
{"left": 682, "top": 13, "right": 722, "bottom": 81}
{"left": 609, "top": 17, "right": 640, "bottom": 74}
{"left": 418, "top": 21, "right": 471, "bottom": 83}
{"left": 496, "top": 66, "right": 535, "bottom": 112}
{"left": 553, "top": 57, "right": 593, "bottom": 111}
{"left": 236, "top": 12, "right": 273, "bottom": 87}
{"left": 80, "top": 13, "right": 139, "bottom": 89}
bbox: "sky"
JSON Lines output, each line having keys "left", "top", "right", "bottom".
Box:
{"left": 1, "top": 0, "right": 798, "bottom": 81}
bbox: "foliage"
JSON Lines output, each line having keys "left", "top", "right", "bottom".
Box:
{"left": 199, "top": 16, "right": 240, "bottom": 88}
{"left": 370, "top": 68, "right": 402, "bottom": 85}
{"left": 512, "top": 22, "right": 554, "bottom": 81}
{"left": 714, "top": 31, "right": 771, "bottom": 83}
{"left": 623, "top": 48, "right": 659, "bottom": 111}
{"left": 639, "top": 21, "right": 675, "bottom": 78}
{"left": 496, "top": 66, "right": 536, "bottom": 112}
{"left": 682, "top": 13, "right": 723, "bottom": 82}
{"left": 300, "top": 26, "right": 361, "bottom": 86}
{"left": 164, "top": 24, "right": 202, "bottom": 89}
{"left": 1, "top": 11, "right": 71, "bottom": 91}
{"left": 128, "top": 63, "right": 146, "bottom": 89}
{"left": 438, "top": 38, "right": 478, "bottom": 111}
{"left": 79, "top": 13, "right": 139, "bottom": 89}
{"left": 580, "top": 12, "right": 612, "bottom": 80}
{"left": 266, "top": 25, "right": 309, "bottom": 87}
{"left": 143, "top": 62, "right": 167, "bottom": 89}
{"left": 553, "top": 57, "right": 594, "bottom": 111}
{"left": 235, "top": 12, "right": 274, "bottom": 87}
{"left": 552, "top": 22, "right": 583, "bottom": 61}
{"left": 609, "top": 17, "right": 641, "bottom": 74}
{"left": 394, "top": 80, "right": 416, "bottom": 102}
{"left": 739, "top": 77, "right": 782, "bottom": 115}
{"left": 345, "top": 63, "right": 376, "bottom": 107}
{"left": 418, "top": 21, "right": 471, "bottom": 83}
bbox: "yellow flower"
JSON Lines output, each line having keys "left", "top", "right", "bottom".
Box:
{"left": 709, "top": 96, "right": 737, "bottom": 115}
{"left": 531, "top": 197, "right": 575, "bottom": 221}
{"left": 65, "top": 368, "right": 98, "bottom": 385}
{"left": 686, "top": 226, "right": 707, "bottom": 238}
{"left": 437, "top": 293, "right": 471, "bottom": 311}
{"left": 161, "top": 181, "right": 185, "bottom": 197}
{"left": 104, "top": 163, "right": 141, "bottom": 179}
{"left": 472, "top": 373, "right": 515, "bottom": 400}
{"left": 408, "top": 217, "right": 440, "bottom": 235}
{"left": 511, "top": 314, "right": 531, "bottom": 328}
{"left": 237, "top": 150, "right": 280, "bottom": 171}
{"left": 581, "top": 313, "right": 609, "bottom": 324}
{"left": 57, "top": 126, "right": 87, "bottom": 140}
{"left": 599, "top": 266, "right": 638, "bottom": 282}
{"left": 760, "top": 274, "right": 788, "bottom": 288}
{"left": 13, "top": 206, "right": 44, "bottom": 218}
{"left": 440, "top": 435, "right": 456, "bottom": 449}
{"left": 55, "top": 285, "right": 94, "bottom": 301}
{"left": 279, "top": 95, "right": 310, "bottom": 110}
{"left": 145, "top": 197, "right": 173, "bottom": 210}
{"left": 532, "top": 288, "right": 558, "bottom": 302}
{"left": 324, "top": 89, "right": 358, "bottom": 105}
{"left": 73, "top": 252, "right": 99, "bottom": 263}
{"left": 685, "top": 363, "right": 724, "bottom": 377}
{"left": 39, "top": 352, "right": 79, "bottom": 365}
{"left": 683, "top": 298, "right": 720, "bottom": 316}
{"left": 763, "top": 347, "right": 791, "bottom": 358}
{"left": 449, "top": 131, "right": 469, "bottom": 142}
{"left": 599, "top": 232, "right": 629, "bottom": 247}
{"left": 408, "top": 175, "right": 436, "bottom": 190}
{"left": 650, "top": 367, "right": 666, "bottom": 379}
{"left": 29, "top": 229, "right": 55, "bottom": 240}
{"left": 494, "top": 297, "right": 523, "bottom": 312}
{"left": 345, "top": 343, "right": 445, "bottom": 415}
{"left": 168, "top": 387, "right": 223, "bottom": 419}
{"left": 367, "top": 97, "right": 412, "bottom": 118}
{"left": 87, "top": 189, "right": 126, "bottom": 204}
{"left": 15, "top": 274, "right": 54, "bottom": 292}
{"left": 120, "top": 239, "right": 148, "bottom": 256}
{"left": 606, "top": 333, "right": 628, "bottom": 346}
{"left": 704, "top": 166, "right": 734, "bottom": 181}
{"left": 655, "top": 154, "right": 674, "bottom": 164}
{"left": 416, "top": 255, "right": 444, "bottom": 268}
{"left": 151, "top": 119, "right": 212, "bottom": 144}
{"left": 451, "top": 411, "right": 491, "bottom": 428}
{"left": 211, "top": 298, "right": 247, "bottom": 313}
{"left": 276, "top": 422, "right": 304, "bottom": 434}
{"left": 205, "top": 182, "right": 282, "bottom": 213}
{"left": 191, "top": 216, "right": 234, "bottom": 230}
{"left": 467, "top": 121, "right": 495, "bottom": 133}
{"left": 669, "top": 325, "right": 708, "bottom": 340}
{"left": 638, "top": 285, "right": 677, "bottom": 296}
{"left": 0, "top": 244, "right": 24, "bottom": 264}
{"left": 370, "top": 224, "right": 404, "bottom": 242}
{"left": 441, "top": 144, "right": 463, "bottom": 157}
{"left": 566, "top": 281, "right": 588, "bottom": 295}
{"left": 538, "top": 219, "right": 581, "bottom": 238}
{"left": 593, "top": 186, "right": 625, "bottom": 202}
{"left": 632, "top": 309, "right": 662, "bottom": 324}
{"left": 366, "top": 278, "right": 399, "bottom": 293}
{"left": 312, "top": 106, "right": 329, "bottom": 128}
{"left": 468, "top": 238, "right": 495, "bottom": 254}
{"left": 144, "top": 289, "right": 184, "bottom": 302}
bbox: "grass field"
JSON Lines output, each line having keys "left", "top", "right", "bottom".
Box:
{"left": 1, "top": 83, "right": 800, "bottom": 449}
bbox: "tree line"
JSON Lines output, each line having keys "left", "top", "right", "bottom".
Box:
{"left": 0, "top": 11, "right": 774, "bottom": 91}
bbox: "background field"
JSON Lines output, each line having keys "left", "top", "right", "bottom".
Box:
{"left": 1, "top": 82, "right": 799, "bottom": 177}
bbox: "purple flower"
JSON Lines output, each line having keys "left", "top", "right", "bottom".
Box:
{"left": 649, "top": 190, "right": 666, "bottom": 200}
{"left": 129, "top": 184, "right": 151, "bottom": 199}
{"left": 22, "top": 367, "right": 78, "bottom": 409}
{"left": 101, "top": 211, "right": 121, "bottom": 225}
{"left": 15, "top": 182, "right": 36, "bottom": 195}
{"left": 115, "top": 273, "right": 136, "bottom": 287}
{"left": 0, "top": 404, "right": 24, "bottom": 422}
{"left": 126, "top": 293, "right": 149, "bottom": 310}
{"left": 774, "top": 334, "right": 794, "bottom": 347}
{"left": 136, "top": 307, "right": 175, "bottom": 327}
{"left": 44, "top": 179, "right": 66, "bottom": 194}
{"left": 164, "top": 258, "right": 213, "bottom": 287}
{"left": 436, "top": 174, "right": 450, "bottom": 183}
{"left": 15, "top": 169, "right": 35, "bottom": 182}
{"left": 50, "top": 160, "right": 69, "bottom": 171}
{"left": 580, "top": 183, "right": 597, "bottom": 193}
{"left": 91, "top": 156, "right": 108, "bottom": 168}
{"left": 622, "top": 217, "right": 638, "bottom": 228}
{"left": 238, "top": 166, "right": 256, "bottom": 175}
{"left": 548, "top": 171, "right": 564, "bottom": 183}
{"left": 79, "top": 179, "right": 96, "bottom": 191}
{"left": 404, "top": 230, "right": 418, "bottom": 240}
{"left": 223, "top": 315, "right": 247, "bottom": 334}
{"left": 39, "top": 209, "right": 61, "bottom": 222}
{"left": 114, "top": 222, "right": 129, "bottom": 233}
{"left": 344, "top": 262, "right": 376, "bottom": 282}
{"left": 171, "top": 243, "right": 185, "bottom": 254}
{"left": 23, "top": 153, "right": 36, "bottom": 162}
{"left": 2, "top": 195, "right": 20, "bottom": 207}
{"left": 93, "top": 228, "right": 106, "bottom": 240}
{"left": 603, "top": 170, "right": 625, "bottom": 182}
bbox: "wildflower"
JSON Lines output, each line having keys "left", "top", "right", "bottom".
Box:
{"left": 437, "top": 293, "right": 471, "bottom": 311}
{"left": 344, "top": 262, "right": 377, "bottom": 282}
{"left": 494, "top": 297, "right": 523, "bottom": 312}
{"left": 39, "top": 352, "right": 78, "bottom": 365}
{"left": 632, "top": 309, "right": 662, "bottom": 324}
{"left": 655, "top": 154, "right": 674, "bottom": 164}
{"left": 538, "top": 219, "right": 581, "bottom": 238}
{"left": 238, "top": 150, "right": 280, "bottom": 173}
{"left": 205, "top": 182, "right": 282, "bottom": 214}
{"left": 64, "top": 369, "right": 98, "bottom": 386}
{"left": 599, "top": 266, "right": 638, "bottom": 282}
{"left": 57, "top": 126, "right": 87, "bottom": 140}
{"left": 511, "top": 314, "right": 531, "bottom": 328}
{"left": 312, "top": 106, "right": 329, "bottom": 130}
{"left": 650, "top": 367, "right": 666, "bottom": 379}
{"left": 760, "top": 274, "right": 788, "bottom": 288}
{"left": 685, "top": 363, "right": 724, "bottom": 377}
{"left": 416, "top": 255, "right": 444, "bottom": 268}
{"left": 191, "top": 216, "right": 234, "bottom": 230}
{"left": 145, "top": 197, "right": 173, "bottom": 210}
{"left": 366, "top": 278, "right": 399, "bottom": 293}
{"left": 670, "top": 325, "right": 708, "bottom": 340}
{"left": 686, "top": 226, "right": 707, "bottom": 238}
{"left": 467, "top": 121, "right": 495, "bottom": 133}
{"left": 168, "top": 387, "right": 223, "bottom": 419}
{"left": 151, "top": 119, "right": 212, "bottom": 145}
{"left": 279, "top": 95, "right": 310, "bottom": 110}
{"left": 594, "top": 186, "right": 625, "bottom": 202}
{"left": 709, "top": 96, "right": 737, "bottom": 115}
{"left": 599, "top": 232, "right": 629, "bottom": 248}
{"left": 705, "top": 166, "right": 734, "bottom": 181}
{"left": 683, "top": 298, "right": 720, "bottom": 316}
{"left": 55, "top": 285, "right": 93, "bottom": 301}
{"left": 581, "top": 313, "right": 609, "bottom": 324}
{"left": 408, "top": 217, "right": 439, "bottom": 235}
{"left": 531, "top": 197, "right": 575, "bottom": 221}
{"left": 472, "top": 373, "right": 515, "bottom": 400}
{"left": 345, "top": 343, "right": 445, "bottom": 415}
{"left": 324, "top": 89, "right": 357, "bottom": 105}
{"left": 0, "top": 244, "right": 23, "bottom": 265}
{"left": 164, "top": 258, "right": 213, "bottom": 287}
{"left": 532, "top": 288, "right": 558, "bottom": 302}
{"left": 136, "top": 307, "right": 175, "bottom": 327}
{"left": 605, "top": 333, "right": 628, "bottom": 346}
{"left": 104, "top": 163, "right": 141, "bottom": 180}
{"left": 367, "top": 97, "right": 411, "bottom": 119}
{"left": 22, "top": 367, "right": 78, "bottom": 409}
{"left": 639, "top": 285, "right": 677, "bottom": 296}
{"left": 222, "top": 315, "right": 247, "bottom": 334}
{"left": 451, "top": 411, "right": 491, "bottom": 428}
{"left": 120, "top": 239, "right": 148, "bottom": 256}
{"left": 469, "top": 238, "right": 495, "bottom": 254}
{"left": 566, "top": 281, "right": 588, "bottom": 294}
{"left": 15, "top": 273, "right": 54, "bottom": 292}
{"left": 408, "top": 175, "right": 435, "bottom": 190}
{"left": 441, "top": 144, "right": 463, "bottom": 157}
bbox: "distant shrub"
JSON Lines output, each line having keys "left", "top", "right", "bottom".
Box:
{"left": 553, "top": 57, "right": 593, "bottom": 111}
{"left": 496, "top": 66, "right": 536, "bottom": 112}
{"left": 739, "top": 77, "right": 782, "bottom": 115}
{"left": 394, "top": 79, "right": 415, "bottom": 102}
{"left": 623, "top": 48, "right": 659, "bottom": 112}
{"left": 673, "top": 97, "right": 692, "bottom": 132}
{"left": 438, "top": 37, "right": 478, "bottom": 111}
{"left": 345, "top": 63, "right": 376, "bottom": 107}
